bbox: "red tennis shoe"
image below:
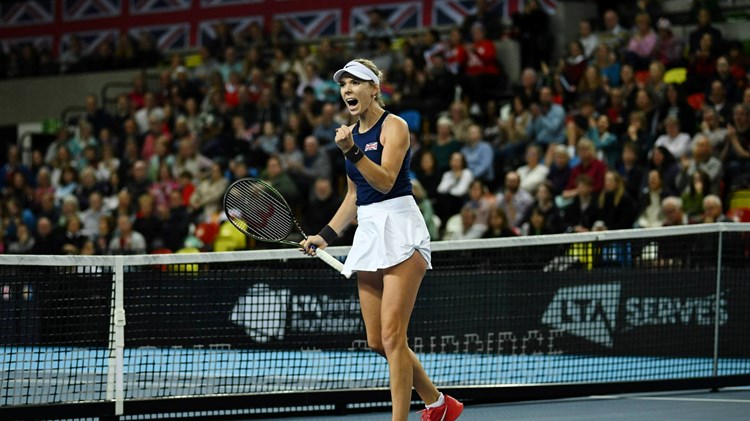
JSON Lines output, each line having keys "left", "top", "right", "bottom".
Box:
{"left": 419, "top": 394, "right": 463, "bottom": 421}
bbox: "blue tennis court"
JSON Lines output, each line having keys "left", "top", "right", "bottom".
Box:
{"left": 250, "top": 387, "right": 750, "bottom": 420}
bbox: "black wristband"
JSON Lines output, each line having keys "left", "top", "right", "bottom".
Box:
{"left": 318, "top": 224, "right": 338, "bottom": 245}
{"left": 344, "top": 144, "right": 364, "bottom": 164}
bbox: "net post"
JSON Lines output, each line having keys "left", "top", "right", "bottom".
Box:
{"left": 114, "top": 255, "right": 125, "bottom": 416}
{"left": 106, "top": 259, "right": 116, "bottom": 403}
{"left": 712, "top": 228, "right": 724, "bottom": 381}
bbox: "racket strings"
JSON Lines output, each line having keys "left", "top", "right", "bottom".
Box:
{"left": 226, "top": 183, "right": 294, "bottom": 241}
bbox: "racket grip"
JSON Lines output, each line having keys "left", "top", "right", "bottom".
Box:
{"left": 315, "top": 248, "right": 348, "bottom": 278}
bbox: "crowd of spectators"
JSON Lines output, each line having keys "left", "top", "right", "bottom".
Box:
{"left": 1, "top": 0, "right": 749, "bottom": 256}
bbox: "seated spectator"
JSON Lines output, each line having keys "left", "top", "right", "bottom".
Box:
{"left": 497, "top": 95, "right": 532, "bottom": 170}
{"left": 560, "top": 40, "right": 587, "bottom": 92}
{"left": 523, "top": 206, "right": 556, "bottom": 236}
{"left": 562, "top": 139, "right": 607, "bottom": 200}
{"left": 578, "top": 64, "right": 608, "bottom": 108}
{"left": 654, "top": 116, "right": 692, "bottom": 160}
{"left": 635, "top": 169, "right": 669, "bottom": 228}
{"left": 593, "top": 44, "right": 622, "bottom": 89}
{"left": 443, "top": 204, "right": 487, "bottom": 241}
{"left": 643, "top": 145, "right": 680, "bottom": 196}
{"left": 681, "top": 169, "right": 711, "bottom": 220}
{"left": 461, "top": 124, "right": 495, "bottom": 186}
{"left": 31, "top": 217, "right": 61, "bottom": 254}
{"left": 288, "top": 136, "right": 332, "bottom": 198}
{"left": 695, "top": 106, "right": 727, "bottom": 153}
{"left": 624, "top": 13, "right": 657, "bottom": 71}
{"left": 125, "top": 160, "right": 150, "bottom": 202}
{"left": 445, "top": 101, "right": 474, "bottom": 143}
{"left": 598, "top": 9, "right": 629, "bottom": 54}
{"left": 587, "top": 115, "right": 620, "bottom": 169}
{"left": 597, "top": 170, "right": 637, "bottom": 230}
{"left": 495, "top": 171, "right": 534, "bottom": 229}
{"left": 60, "top": 214, "right": 87, "bottom": 255}
{"left": 686, "top": 33, "right": 718, "bottom": 95}
{"left": 676, "top": 133, "right": 723, "bottom": 196}
{"left": 465, "top": 179, "right": 495, "bottom": 227}
{"left": 655, "top": 18, "right": 685, "bottom": 69}
{"left": 528, "top": 87, "right": 566, "bottom": 163}
{"left": 546, "top": 144, "right": 572, "bottom": 197}
{"left": 109, "top": 215, "right": 147, "bottom": 255}
{"left": 689, "top": 8, "right": 724, "bottom": 55}
{"left": 414, "top": 150, "right": 441, "bottom": 201}
{"left": 79, "top": 191, "right": 109, "bottom": 239}
{"left": 560, "top": 174, "right": 600, "bottom": 233}
{"left": 189, "top": 162, "right": 230, "bottom": 222}
{"left": 720, "top": 104, "right": 750, "bottom": 190}
{"left": 6, "top": 223, "right": 35, "bottom": 254}
{"left": 301, "top": 177, "right": 343, "bottom": 244}
{"left": 260, "top": 155, "right": 300, "bottom": 210}
{"left": 93, "top": 215, "right": 114, "bottom": 255}
{"left": 430, "top": 116, "right": 463, "bottom": 174}
{"left": 697, "top": 194, "right": 731, "bottom": 224}
{"left": 133, "top": 194, "right": 162, "bottom": 252}
{"left": 482, "top": 207, "right": 518, "bottom": 238}
{"left": 173, "top": 138, "right": 213, "bottom": 181}
{"left": 516, "top": 144, "right": 549, "bottom": 195}
{"left": 54, "top": 165, "right": 79, "bottom": 206}
{"left": 520, "top": 181, "right": 563, "bottom": 234}
{"left": 705, "top": 79, "right": 734, "bottom": 125}
{"left": 657, "top": 84, "right": 697, "bottom": 140}
{"left": 436, "top": 151, "right": 473, "bottom": 224}
{"left": 160, "top": 190, "right": 190, "bottom": 252}
{"left": 617, "top": 142, "right": 646, "bottom": 201}
{"left": 661, "top": 196, "right": 688, "bottom": 226}
{"left": 578, "top": 18, "right": 599, "bottom": 59}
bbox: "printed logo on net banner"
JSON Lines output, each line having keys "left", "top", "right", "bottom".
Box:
{"left": 542, "top": 283, "right": 729, "bottom": 348}
{"left": 230, "top": 283, "right": 363, "bottom": 343}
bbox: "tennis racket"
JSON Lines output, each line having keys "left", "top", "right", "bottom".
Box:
{"left": 223, "top": 177, "right": 347, "bottom": 276}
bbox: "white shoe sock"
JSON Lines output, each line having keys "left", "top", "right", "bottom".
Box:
{"left": 425, "top": 392, "right": 445, "bottom": 409}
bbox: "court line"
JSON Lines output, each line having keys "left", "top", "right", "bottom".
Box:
{"left": 627, "top": 396, "right": 750, "bottom": 404}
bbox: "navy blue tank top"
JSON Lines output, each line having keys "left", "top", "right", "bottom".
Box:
{"left": 345, "top": 111, "right": 412, "bottom": 206}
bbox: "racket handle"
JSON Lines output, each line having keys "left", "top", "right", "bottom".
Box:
{"left": 315, "top": 248, "right": 348, "bottom": 278}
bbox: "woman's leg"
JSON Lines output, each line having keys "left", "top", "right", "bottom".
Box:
{"left": 381, "top": 252, "right": 439, "bottom": 420}
{"left": 358, "top": 267, "right": 440, "bottom": 408}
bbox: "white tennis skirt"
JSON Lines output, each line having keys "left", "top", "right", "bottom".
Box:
{"left": 342, "top": 195, "right": 432, "bottom": 277}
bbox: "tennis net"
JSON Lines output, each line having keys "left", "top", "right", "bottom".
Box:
{"left": 1, "top": 223, "right": 749, "bottom": 419}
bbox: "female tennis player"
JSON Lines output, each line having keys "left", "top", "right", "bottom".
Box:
{"left": 300, "top": 59, "right": 463, "bottom": 421}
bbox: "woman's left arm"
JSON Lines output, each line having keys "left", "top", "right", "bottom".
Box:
{"left": 336, "top": 115, "right": 410, "bottom": 194}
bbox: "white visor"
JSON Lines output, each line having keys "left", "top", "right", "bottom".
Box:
{"left": 333, "top": 61, "right": 380, "bottom": 86}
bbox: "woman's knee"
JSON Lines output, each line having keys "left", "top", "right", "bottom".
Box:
{"left": 380, "top": 325, "right": 408, "bottom": 356}
{"left": 367, "top": 338, "right": 386, "bottom": 357}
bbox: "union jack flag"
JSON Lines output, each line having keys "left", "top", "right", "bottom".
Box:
{"left": 273, "top": 9, "right": 341, "bottom": 40}
{"left": 350, "top": 2, "right": 423, "bottom": 33}
{"left": 0, "top": 0, "right": 54, "bottom": 26}
{"left": 502, "top": 0, "right": 557, "bottom": 17}
{"left": 433, "top": 0, "right": 555, "bottom": 26}
{"left": 198, "top": 16, "right": 264, "bottom": 47}
{"left": 63, "top": 0, "right": 121, "bottom": 21}
{"left": 364, "top": 142, "right": 379, "bottom": 152}
{"left": 200, "top": 0, "right": 262, "bottom": 8}
{"left": 130, "top": 0, "right": 191, "bottom": 15}
{"left": 130, "top": 24, "right": 190, "bottom": 51}
{"left": 61, "top": 30, "right": 118, "bottom": 55}
{"left": 433, "top": 0, "right": 500, "bottom": 26}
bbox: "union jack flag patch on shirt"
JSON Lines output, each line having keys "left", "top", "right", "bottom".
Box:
{"left": 364, "top": 142, "right": 379, "bottom": 152}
